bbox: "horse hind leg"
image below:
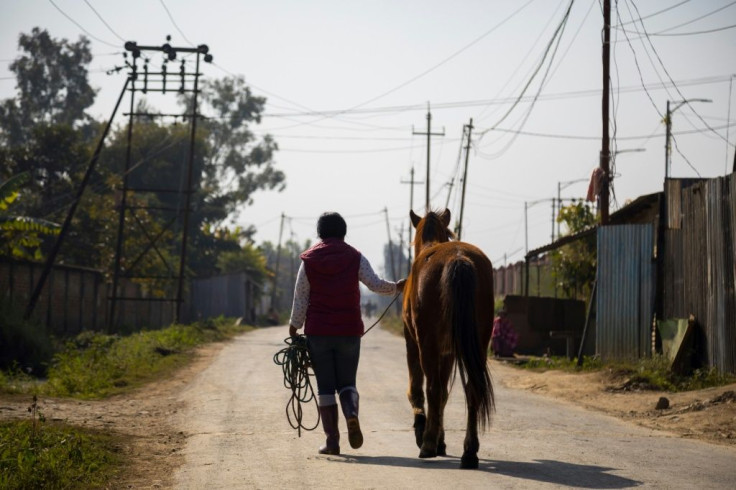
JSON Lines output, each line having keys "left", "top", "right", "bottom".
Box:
{"left": 461, "top": 408, "right": 479, "bottom": 469}
{"left": 419, "top": 360, "right": 451, "bottom": 459}
{"left": 404, "top": 328, "right": 426, "bottom": 448}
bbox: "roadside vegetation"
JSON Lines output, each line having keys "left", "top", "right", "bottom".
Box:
{"left": 1, "top": 315, "right": 250, "bottom": 398}
{"left": 0, "top": 396, "right": 120, "bottom": 489}
{"left": 510, "top": 354, "right": 736, "bottom": 392}
{"left": 378, "top": 312, "right": 735, "bottom": 393}
{"left": 0, "top": 315, "right": 250, "bottom": 487}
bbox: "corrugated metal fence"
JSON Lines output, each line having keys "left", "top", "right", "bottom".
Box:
{"left": 0, "top": 258, "right": 177, "bottom": 334}
{"left": 190, "top": 273, "right": 258, "bottom": 324}
{"left": 662, "top": 175, "right": 736, "bottom": 373}
{"left": 596, "top": 224, "right": 656, "bottom": 361}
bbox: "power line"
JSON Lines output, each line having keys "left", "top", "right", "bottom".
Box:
{"left": 614, "top": 0, "right": 691, "bottom": 28}
{"left": 646, "top": 23, "right": 736, "bottom": 36}
{"left": 158, "top": 0, "right": 196, "bottom": 47}
{"left": 83, "top": 0, "right": 126, "bottom": 42}
{"left": 256, "top": 75, "right": 732, "bottom": 120}
{"left": 627, "top": 0, "right": 732, "bottom": 148}
{"left": 47, "top": 0, "right": 120, "bottom": 48}
{"left": 652, "top": 0, "right": 736, "bottom": 34}
{"left": 257, "top": 0, "right": 539, "bottom": 132}
{"left": 475, "top": 0, "right": 574, "bottom": 161}
{"left": 478, "top": 0, "right": 574, "bottom": 138}
{"left": 477, "top": 122, "right": 734, "bottom": 142}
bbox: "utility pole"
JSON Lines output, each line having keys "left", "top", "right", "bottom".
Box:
{"left": 444, "top": 180, "right": 454, "bottom": 209}
{"left": 400, "top": 166, "right": 423, "bottom": 275}
{"left": 665, "top": 99, "right": 711, "bottom": 178}
{"left": 457, "top": 118, "right": 473, "bottom": 241}
{"left": 551, "top": 201, "right": 556, "bottom": 243}
{"left": 25, "top": 78, "right": 130, "bottom": 321}
{"left": 384, "top": 207, "right": 397, "bottom": 281}
{"left": 600, "top": 0, "right": 611, "bottom": 225}
{"left": 271, "top": 212, "right": 285, "bottom": 311}
{"left": 412, "top": 104, "right": 444, "bottom": 211}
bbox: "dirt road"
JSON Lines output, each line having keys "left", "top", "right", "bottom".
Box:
{"left": 171, "top": 326, "right": 736, "bottom": 489}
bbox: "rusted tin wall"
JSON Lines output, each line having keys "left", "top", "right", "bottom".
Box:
{"left": 190, "top": 272, "right": 257, "bottom": 323}
{"left": 596, "top": 224, "right": 656, "bottom": 361}
{"left": 662, "top": 175, "right": 736, "bottom": 373}
{"left": 1, "top": 258, "right": 180, "bottom": 334}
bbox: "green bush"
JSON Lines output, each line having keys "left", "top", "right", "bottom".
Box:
{"left": 0, "top": 299, "right": 54, "bottom": 376}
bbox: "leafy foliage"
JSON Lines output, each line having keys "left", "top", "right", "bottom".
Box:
{"left": 0, "top": 172, "right": 61, "bottom": 260}
{"left": 0, "top": 28, "right": 95, "bottom": 146}
{"left": 550, "top": 201, "right": 597, "bottom": 300}
{"left": 216, "top": 237, "right": 270, "bottom": 285}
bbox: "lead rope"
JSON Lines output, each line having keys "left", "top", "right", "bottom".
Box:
{"left": 274, "top": 292, "right": 401, "bottom": 436}
{"left": 362, "top": 292, "right": 401, "bottom": 337}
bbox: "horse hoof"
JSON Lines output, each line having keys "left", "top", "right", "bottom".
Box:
{"left": 419, "top": 448, "right": 437, "bottom": 459}
{"left": 413, "top": 413, "right": 426, "bottom": 448}
{"left": 460, "top": 453, "right": 479, "bottom": 469}
{"left": 437, "top": 441, "right": 447, "bottom": 456}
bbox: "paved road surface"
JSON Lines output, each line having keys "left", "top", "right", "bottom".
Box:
{"left": 172, "top": 326, "right": 736, "bottom": 489}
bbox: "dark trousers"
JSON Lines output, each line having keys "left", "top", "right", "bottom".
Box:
{"left": 307, "top": 335, "right": 361, "bottom": 406}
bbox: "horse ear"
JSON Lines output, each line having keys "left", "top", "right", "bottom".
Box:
{"left": 440, "top": 209, "right": 451, "bottom": 228}
{"left": 410, "top": 210, "right": 421, "bottom": 229}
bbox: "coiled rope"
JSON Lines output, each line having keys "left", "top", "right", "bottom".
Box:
{"left": 273, "top": 335, "right": 319, "bottom": 437}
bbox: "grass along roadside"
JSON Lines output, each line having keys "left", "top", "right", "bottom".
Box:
{"left": 0, "top": 395, "right": 121, "bottom": 489}
{"left": 514, "top": 354, "right": 736, "bottom": 392}
{"left": 1, "top": 316, "right": 251, "bottom": 399}
{"left": 0, "top": 317, "right": 252, "bottom": 487}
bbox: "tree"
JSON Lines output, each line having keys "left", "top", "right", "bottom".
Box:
{"left": 0, "top": 28, "right": 105, "bottom": 265}
{"left": 0, "top": 172, "right": 60, "bottom": 260}
{"left": 186, "top": 76, "right": 285, "bottom": 224}
{"left": 0, "top": 28, "right": 96, "bottom": 146}
{"left": 216, "top": 238, "right": 270, "bottom": 286}
{"left": 550, "top": 201, "right": 597, "bottom": 300}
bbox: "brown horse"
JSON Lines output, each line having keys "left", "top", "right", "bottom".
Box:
{"left": 402, "top": 209, "right": 494, "bottom": 469}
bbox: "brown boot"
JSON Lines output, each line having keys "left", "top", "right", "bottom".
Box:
{"left": 339, "top": 388, "right": 363, "bottom": 449}
{"left": 318, "top": 404, "right": 340, "bottom": 455}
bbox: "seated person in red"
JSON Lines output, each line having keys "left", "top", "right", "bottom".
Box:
{"left": 491, "top": 309, "right": 518, "bottom": 358}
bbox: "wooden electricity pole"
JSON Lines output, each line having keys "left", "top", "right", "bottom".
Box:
{"left": 412, "top": 105, "right": 444, "bottom": 211}
{"left": 600, "top": 0, "right": 611, "bottom": 224}
{"left": 384, "top": 207, "right": 397, "bottom": 281}
{"left": 457, "top": 118, "right": 473, "bottom": 241}
{"left": 270, "top": 213, "right": 285, "bottom": 311}
{"left": 400, "top": 166, "right": 423, "bottom": 274}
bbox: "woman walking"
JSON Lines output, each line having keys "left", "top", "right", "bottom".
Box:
{"left": 288, "top": 212, "right": 405, "bottom": 455}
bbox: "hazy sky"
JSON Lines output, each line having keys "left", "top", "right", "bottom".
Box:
{"left": 2, "top": 0, "right": 735, "bottom": 276}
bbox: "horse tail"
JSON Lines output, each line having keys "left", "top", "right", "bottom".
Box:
{"left": 444, "top": 256, "right": 495, "bottom": 429}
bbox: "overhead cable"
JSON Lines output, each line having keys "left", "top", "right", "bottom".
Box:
{"left": 83, "top": 0, "right": 126, "bottom": 42}
{"left": 158, "top": 0, "right": 196, "bottom": 47}
{"left": 47, "top": 0, "right": 120, "bottom": 48}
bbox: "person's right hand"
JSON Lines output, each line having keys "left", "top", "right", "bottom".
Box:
{"left": 395, "top": 278, "right": 407, "bottom": 293}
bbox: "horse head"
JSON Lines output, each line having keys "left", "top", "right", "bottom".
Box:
{"left": 410, "top": 209, "right": 455, "bottom": 257}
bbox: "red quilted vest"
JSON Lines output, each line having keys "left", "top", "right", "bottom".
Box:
{"left": 301, "top": 238, "right": 364, "bottom": 336}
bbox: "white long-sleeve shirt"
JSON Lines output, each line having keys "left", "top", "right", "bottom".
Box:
{"left": 288, "top": 255, "right": 398, "bottom": 329}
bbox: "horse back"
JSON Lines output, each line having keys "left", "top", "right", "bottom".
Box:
{"left": 404, "top": 241, "right": 494, "bottom": 339}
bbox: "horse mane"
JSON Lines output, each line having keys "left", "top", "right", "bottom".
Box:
{"left": 416, "top": 210, "right": 455, "bottom": 248}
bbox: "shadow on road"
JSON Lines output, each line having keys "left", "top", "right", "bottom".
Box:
{"left": 336, "top": 455, "right": 641, "bottom": 488}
